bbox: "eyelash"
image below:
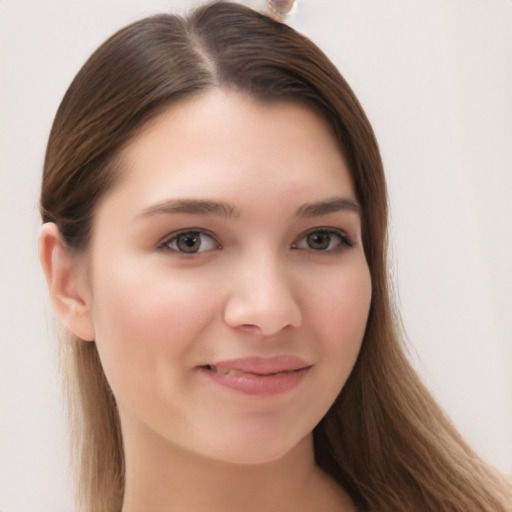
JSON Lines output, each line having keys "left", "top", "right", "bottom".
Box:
{"left": 157, "top": 229, "right": 220, "bottom": 254}
{"left": 292, "top": 228, "right": 354, "bottom": 253}
{"left": 156, "top": 228, "right": 354, "bottom": 255}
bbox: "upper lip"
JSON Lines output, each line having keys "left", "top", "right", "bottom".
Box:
{"left": 203, "top": 355, "right": 312, "bottom": 375}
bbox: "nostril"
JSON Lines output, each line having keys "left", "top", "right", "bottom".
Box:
{"left": 241, "top": 323, "right": 260, "bottom": 331}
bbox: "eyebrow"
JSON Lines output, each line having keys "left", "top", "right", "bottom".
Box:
{"left": 137, "top": 199, "right": 239, "bottom": 219}
{"left": 137, "top": 196, "right": 361, "bottom": 221}
{"left": 295, "top": 197, "right": 361, "bottom": 218}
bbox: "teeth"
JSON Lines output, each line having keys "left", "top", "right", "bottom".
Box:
{"left": 226, "top": 368, "right": 246, "bottom": 376}
{"left": 210, "top": 365, "right": 246, "bottom": 376}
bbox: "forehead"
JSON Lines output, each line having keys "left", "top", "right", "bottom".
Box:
{"left": 98, "top": 89, "right": 355, "bottom": 218}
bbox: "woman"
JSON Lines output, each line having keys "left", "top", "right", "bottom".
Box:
{"left": 38, "top": 2, "right": 511, "bottom": 511}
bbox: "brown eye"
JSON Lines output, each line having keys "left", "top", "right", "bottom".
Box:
{"left": 159, "top": 230, "right": 219, "bottom": 254}
{"left": 176, "top": 232, "right": 202, "bottom": 253}
{"left": 292, "top": 229, "right": 353, "bottom": 253}
{"left": 306, "top": 232, "right": 332, "bottom": 250}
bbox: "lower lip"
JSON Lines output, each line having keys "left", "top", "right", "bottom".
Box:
{"left": 200, "top": 367, "right": 309, "bottom": 396}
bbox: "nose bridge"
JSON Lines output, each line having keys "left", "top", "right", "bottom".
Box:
{"left": 223, "top": 245, "right": 301, "bottom": 335}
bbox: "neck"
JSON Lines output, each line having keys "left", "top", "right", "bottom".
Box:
{"left": 120, "top": 426, "right": 354, "bottom": 512}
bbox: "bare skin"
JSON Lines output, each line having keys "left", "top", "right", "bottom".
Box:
{"left": 121, "top": 428, "right": 355, "bottom": 512}
{"left": 40, "top": 90, "right": 369, "bottom": 512}
{"left": 114, "top": 92, "right": 362, "bottom": 512}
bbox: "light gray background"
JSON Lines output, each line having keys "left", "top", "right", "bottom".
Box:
{"left": 1, "top": 1, "right": 511, "bottom": 510}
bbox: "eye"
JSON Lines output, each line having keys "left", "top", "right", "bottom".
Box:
{"left": 292, "top": 228, "right": 353, "bottom": 252}
{"left": 157, "top": 230, "right": 220, "bottom": 254}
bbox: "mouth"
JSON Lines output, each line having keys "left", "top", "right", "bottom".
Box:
{"left": 199, "top": 355, "right": 312, "bottom": 396}
{"left": 202, "top": 364, "right": 307, "bottom": 377}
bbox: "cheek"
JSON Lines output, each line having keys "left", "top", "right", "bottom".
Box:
{"left": 305, "top": 262, "right": 371, "bottom": 364}
{"left": 89, "top": 263, "right": 220, "bottom": 385}
{"left": 288, "top": 262, "right": 371, "bottom": 434}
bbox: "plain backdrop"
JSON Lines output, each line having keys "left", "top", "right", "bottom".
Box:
{"left": 0, "top": 0, "right": 511, "bottom": 510}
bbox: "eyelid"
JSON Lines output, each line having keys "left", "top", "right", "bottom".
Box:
{"left": 291, "top": 227, "right": 354, "bottom": 252}
{"left": 155, "top": 226, "right": 354, "bottom": 254}
{"left": 156, "top": 228, "right": 221, "bottom": 253}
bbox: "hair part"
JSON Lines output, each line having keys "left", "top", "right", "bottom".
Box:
{"left": 41, "top": 2, "right": 511, "bottom": 511}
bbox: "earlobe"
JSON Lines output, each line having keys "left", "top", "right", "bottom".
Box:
{"left": 38, "top": 223, "right": 96, "bottom": 341}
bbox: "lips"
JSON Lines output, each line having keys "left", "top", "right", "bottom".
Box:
{"left": 203, "top": 354, "right": 311, "bottom": 375}
{"left": 199, "top": 355, "right": 312, "bottom": 395}
{"left": 205, "top": 365, "right": 301, "bottom": 377}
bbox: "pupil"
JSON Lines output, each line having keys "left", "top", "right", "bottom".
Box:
{"left": 177, "top": 233, "right": 200, "bottom": 252}
{"left": 308, "top": 232, "right": 330, "bottom": 250}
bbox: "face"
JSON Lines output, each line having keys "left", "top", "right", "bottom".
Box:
{"left": 83, "top": 90, "right": 372, "bottom": 465}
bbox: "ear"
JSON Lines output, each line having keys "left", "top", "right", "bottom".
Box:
{"left": 39, "top": 223, "right": 96, "bottom": 341}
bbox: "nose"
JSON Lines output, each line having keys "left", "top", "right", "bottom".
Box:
{"left": 222, "top": 253, "right": 302, "bottom": 336}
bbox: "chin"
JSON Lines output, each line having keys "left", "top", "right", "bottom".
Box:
{"left": 202, "top": 433, "right": 310, "bottom": 466}
{"left": 218, "top": 450, "right": 287, "bottom": 466}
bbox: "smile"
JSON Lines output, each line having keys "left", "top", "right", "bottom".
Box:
{"left": 203, "top": 364, "right": 305, "bottom": 377}
{"left": 199, "top": 356, "right": 312, "bottom": 396}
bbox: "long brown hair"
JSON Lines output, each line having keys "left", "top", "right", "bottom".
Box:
{"left": 40, "top": 2, "right": 511, "bottom": 511}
